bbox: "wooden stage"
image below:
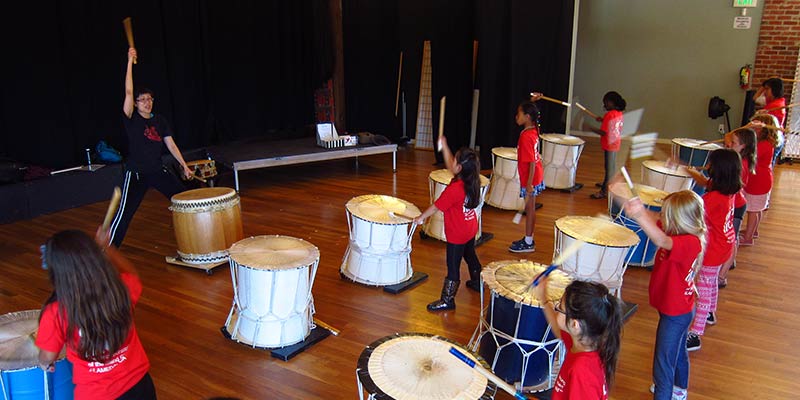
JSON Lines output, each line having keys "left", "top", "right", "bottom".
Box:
{"left": 1, "top": 137, "right": 799, "bottom": 399}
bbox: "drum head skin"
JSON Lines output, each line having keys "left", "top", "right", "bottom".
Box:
{"left": 555, "top": 216, "right": 639, "bottom": 247}
{"left": 429, "top": 169, "right": 490, "bottom": 187}
{"left": 229, "top": 235, "right": 320, "bottom": 271}
{"left": 491, "top": 147, "right": 518, "bottom": 161}
{"left": 172, "top": 187, "right": 237, "bottom": 203}
{"left": 540, "top": 133, "right": 585, "bottom": 146}
{"left": 609, "top": 183, "right": 667, "bottom": 208}
{"left": 642, "top": 160, "right": 691, "bottom": 178}
{"left": 0, "top": 310, "right": 66, "bottom": 370}
{"left": 357, "top": 333, "right": 495, "bottom": 400}
{"left": 482, "top": 260, "right": 572, "bottom": 307}
{"left": 346, "top": 195, "right": 422, "bottom": 225}
{"left": 672, "top": 138, "right": 722, "bottom": 151}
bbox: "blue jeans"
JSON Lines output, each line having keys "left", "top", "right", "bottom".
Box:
{"left": 653, "top": 309, "right": 694, "bottom": 400}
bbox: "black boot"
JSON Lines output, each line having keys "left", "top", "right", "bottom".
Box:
{"left": 465, "top": 265, "right": 482, "bottom": 292}
{"left": 427, "top": 279, "right": 459, "bottom": 311}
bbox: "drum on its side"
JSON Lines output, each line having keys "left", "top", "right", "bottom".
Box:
{"left": 608, "top": 184, "right": 667, "bottom": 267}
{"left": 554, "top": 216, "right": 639, "bottom": 294}
{"left": 356, "top": 332, "right": 496, "bottom": 400}
{"left": 671, "top": 138, "right": 722, "bottom": 168}
{"left": 471, "top": 260, "right": 572, "bottom": 392}
{"left": 641, "top": 160, "right": 694, "bottom": 193}
{"left": 486, "top": 147, "right": 524, "bottom": 211}
{"left": 0, "top": 310, "right": 75, "bottom": 400}
{"left": 224, "top": 235, "right": 320, "bottom": 348}
{"left": 185, "top": 159, "right": 217, "bottom": 180}
{"left": 341, "top": 195, "right": 421, "bottom": 286}
{"left": 170, "top": 187, "right": 243, "bottom": 264}
{"left": 540, "top": 134, "right": 585, "bottom": 189}
{"left": 424, "top": 169, "right": 490, "bottom": 242}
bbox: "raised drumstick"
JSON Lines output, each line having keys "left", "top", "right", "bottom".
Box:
{"left": 575, "top": 102, "right": 601, "bottom": 120}
{"left": 531, "top": 93, "right": 570, "bottom": 107}
{"left": 102, "top": 187, "right": 122, "bottom": 231}
{"left": 122, "top": 17, "right": 137, "bottom": 64}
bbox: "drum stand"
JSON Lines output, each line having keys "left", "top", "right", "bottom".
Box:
{"left": 558, "top": 182, "right": 583, "bottom": 193}
{"left": 165, "top": 255, "right": 227, "bottom": 275}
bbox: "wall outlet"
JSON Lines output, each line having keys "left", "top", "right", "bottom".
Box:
{"left": 718, "top": 124, "right": 725, "bottom": 134}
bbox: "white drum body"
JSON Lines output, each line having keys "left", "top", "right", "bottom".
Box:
{"left": 540, "top": 134, "right": 585, "bottom": 189}
{"left": 554, "top": 216, "right": 639, "bottom": 295}
{"left": 424, "top": 169, "right": 490, "bottom": 242}
{"left": 225, "top": 236, "right": 319, "bottom": 348}
{"left": 671, "top": 138, "right": 722, "bottom": 168}
{"left": 486, "top": 147, "right": 525, "bottom": 210}
{"left": 641, "top": 160, "right": 695, "bottom": 193}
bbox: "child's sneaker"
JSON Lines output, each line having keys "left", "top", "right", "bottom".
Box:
{"left": 686, "top": 332, "right": 701, "bottom": 351}
{"left": 509, "top": 238, "right": 535, "bottom": 253}
{"left": 707, "top": 312, "right": 717, "bottom": 325}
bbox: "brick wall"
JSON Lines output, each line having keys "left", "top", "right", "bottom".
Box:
{"left": 754, "top": 0, "right": 800, "bottom": 99}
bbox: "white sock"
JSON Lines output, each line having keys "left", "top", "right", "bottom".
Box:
{"left": 525, "top": 236, "right": 533, "bottom": 245}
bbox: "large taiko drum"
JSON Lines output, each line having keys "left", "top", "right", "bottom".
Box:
{"left": 608, "top": 184, "right": 667, "bottom": 267}
{"left": 423, "top": 169, "right": 491, "bottom": 243}
{"left": 341, "top": 195, "right": 421, "bottom": 286}
{"left": 554, "top": 216, "right": 639, "bottom": 296}
{"left": 0, "top": 310, "right": 75, "bottom": 400}
{"left": 540, "top": 134, "right": 585, "bottom": 189}
{"left": 671, "top": 138, "right": 722, "bottom": 168}
{"left": 224, "top": 235, "right": 319, "bottom": 348}
{"left": 470, "top": 260, "right": 572, "bottom": 392}
{"left": 170, "top": 187, "right": 244, "bottom": 264}
{"left": 486, "top": 147, "right": 525, "bottom": 211}
{"left": 641, "top": 160, "right": 694, "bottom": 193}
{"left": 356, "top": 332, "right": 497, "bottom": 400}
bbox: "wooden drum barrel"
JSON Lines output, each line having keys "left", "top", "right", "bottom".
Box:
{"left": 170, "top": 187, "right": 243, "bottom": 264}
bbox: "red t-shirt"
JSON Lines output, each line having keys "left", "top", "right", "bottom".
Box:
{"left": 36, "top": 273, "right": 150, "bottom": 400}
{"left": 650, "top": 234, "right": 701, "bottom": 316}
{"left": 744, "top": 140, "right": 775, "bottom": 195}
{"left": 600, "top": 110, "right": 623, "bottom": 151}
{"left": 764, "top": 97, "right": 786, "bottom": 127}
{"left": 552, "top": 331, "right": 608, "bottom": 400}
{"left": 517, "top": 126, "right": 544, "bottom": 188}
{"left": 702, "top": 191, "right": 735, "bottom": 266}
{"left": 434, "top": 179, "right": 479, "bottom": 244}
{"left": 734, "top": 158, "right": 749, "bottom": 208}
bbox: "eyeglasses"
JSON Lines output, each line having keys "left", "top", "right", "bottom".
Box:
{"left": 553, "top": 300, "right": 566, "bottom": 315}
{"left": 136, "top": 97, "right": 154, "bottom": 103}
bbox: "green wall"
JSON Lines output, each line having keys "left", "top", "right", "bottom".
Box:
{"left": 572, "top": 0, "right": 763, "bottom": 140}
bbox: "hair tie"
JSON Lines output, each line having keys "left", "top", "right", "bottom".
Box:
{"left": 39, "top": 244, "right": 48, "bottom": 270}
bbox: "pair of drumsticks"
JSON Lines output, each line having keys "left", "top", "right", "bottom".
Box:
{"left": 529, "top": 92, "right": 602, "bottom": 120}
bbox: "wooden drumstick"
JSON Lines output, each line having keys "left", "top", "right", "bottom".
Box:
{"left": 698, "top": 138, "right": 724, "bottom": 146}
{"left": 621, "top": 166, "right": 638, "bottom": 198}
{"left": 190, "top": 173, "right": 207, "bottom": 184}
{"left": 122, "top": 17, "right": 137, "bottom": 64}
{"left": 532, "top": 93, "right": 570, "bottom": 107}
{"left": 101, "top": 187, "right": 122, "bottom": 231}
{"left": 438, "top": 96, "right": 446, "bottom": 152}
{"left": 762, "top": 102, "right": 800, "bottom": 113}
{"left": 314, "top": 318, "right": 340, "bottom": 336}
{"left": 449, "top": 347, "right": 528, "bottom": 400}
{"left": 575, "top": 102, "right": 600, "bottom": 120}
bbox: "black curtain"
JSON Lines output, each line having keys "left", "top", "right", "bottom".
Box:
{"left": 0, "top": 0, "right": 333, "bottom": 169}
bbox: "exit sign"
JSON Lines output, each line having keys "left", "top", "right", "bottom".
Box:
{"left": 733, "top": 0, "right": 757, "bottom": 7}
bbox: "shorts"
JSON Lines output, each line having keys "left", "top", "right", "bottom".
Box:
{"left": 520, "top": 182, "right": 546, "bottom": 198}
{"left": 744, "top": 191, "right": 770, "bottom": 212}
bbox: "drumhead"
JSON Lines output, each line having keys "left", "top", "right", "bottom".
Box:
{"left": 555, "top": 216, "right": 639, "bottom": 247}
{"left": 609, "top": 183, "right": 666, "bottom": 208}
{"left": 541, "top": 133, "right": 585, "bottom": 146}
{"left": 482, "top": 260, "right": 572, "bottom": 307}
{"left": 0, "top": 310, "right": 65, "bottom": 370}
{"left": 346, "top": 194, "right": 421, "bottom": 225}
{"left": 357, "top": 333, "right": 494, "bottom": 400}
{"left": 171, "top": 187, "right": 237, "bottom": 205}
{"left": 671, "top": 138, "right": 722, "bottom": 151}
{"left": 491, "top": 147, "right": 517, "bottom": 161}
{"left": 642, "top": 160, "right": 691, "bottom": 178}
{"left": 429, "top": 169, "right": 490, "bottom": 187}
{"left": 229, "top": 235, "right": 319, "bottom": 271}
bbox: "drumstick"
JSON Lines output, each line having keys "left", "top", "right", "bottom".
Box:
{"left": 314, "top": 318, "right": 340, "bottom": 336}
{"left": 190, "top": 173, "right": 207, "bottom": 184}
{"left": 101, "top": 187, "right": 122, "bottom": 231}
{"left": 530, "top": 237, "right": 587, "bottom": 288}
{"left": 762, "top": 102, "right": 800, "bottom": 112}
{"left": 449, "top": 347, "right": 528, "bottom": 400}
{"left": 698, "top": 138, "right": 724, "bottom": 146}
{"left": 574, "top": 102, "right": 600, "bottom": 120}
{"left": 388, "top": 211, "right": 417, "bottom": 221}
{"left": 438, "top": 96, "right": 446, "bottom": 152}
{"left": 620, "top": 166, "right": 638, "bottom": 199}
{"left": 531, "top": 93, "right": 570, "bottom": 107}
{"left": 122, "top": 17, "right": 137, "bottom": 64}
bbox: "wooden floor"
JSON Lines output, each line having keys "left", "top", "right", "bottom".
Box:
{"left": 2, "top": 137, "right": 799, "bottom": 399}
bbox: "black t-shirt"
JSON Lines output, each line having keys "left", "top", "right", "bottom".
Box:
{"left": 122, "top": 111, "right": 173, "bottom": 173}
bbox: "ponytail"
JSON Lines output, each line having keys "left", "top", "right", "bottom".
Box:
{"left": 598, "top": 293, "right": 623, "bottom": 388}
{"left": 455, "top": 148, "right": 481, "bottom": 209}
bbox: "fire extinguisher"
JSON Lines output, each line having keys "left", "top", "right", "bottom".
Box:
{"left": 740, "top": 64, "right": 752, "bottom": 89}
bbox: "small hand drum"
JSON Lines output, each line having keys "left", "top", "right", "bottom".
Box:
{"left": 356, "top": 332, "right": 497, "bottom": 400}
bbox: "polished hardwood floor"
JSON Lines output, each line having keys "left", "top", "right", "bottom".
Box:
{"left": 1, "top": 137, "right": 799, "bottom": 399}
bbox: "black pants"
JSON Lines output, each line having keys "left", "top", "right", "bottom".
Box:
{"left": 109, "top": 169, "right": 186, "bottom": 247}
{"left": 117, "top": 372, "right": 157, "bottom": 400}
{"left": 601, "top": 150, "right": 617, "bottom": 191}
{"left": 445, "top": 239, "right": 481, "bottom": 281}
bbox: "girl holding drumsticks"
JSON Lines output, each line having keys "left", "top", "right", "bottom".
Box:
{"left": 36, "top": 229, "right": 156, "bottom": 399}
{"left": 414, "top": 135, "right": 483, "bottom": 311}
{"left": 623, "top": 190, "right": 706, "bottom": 400}
{"left": 584, "top": 92, "right": 626, "bottom": 200}
{"left": 508, "top": 99, "right": 545, "bottom": 253}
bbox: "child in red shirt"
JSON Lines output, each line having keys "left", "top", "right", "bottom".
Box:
{"left": 508, "top": 100, "right": 545, "bottom": 253}
{"left": 741, "top": 115, "right": 782, "bottom": 245}
{"left": 533, "top": 279, "right": 622, "bottom": 400}
{"left": 686, "top": 149, "right": 740, "bottom": 350}
{"left": 414, "top": 135, "right": 482, "bottom": 311}
{"left": 584, "top": 91, "right": 626, "bottom": 199}
{"left": 36, "top": 229, "right": 155, "bottom": 400}
{"left": 624, "top": 190, "right": 706, "bottom": 400}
